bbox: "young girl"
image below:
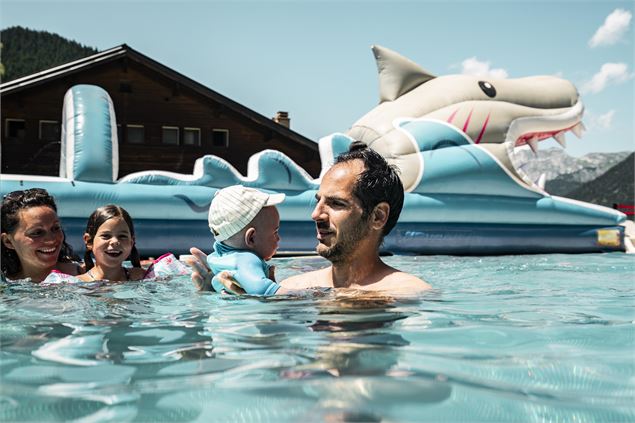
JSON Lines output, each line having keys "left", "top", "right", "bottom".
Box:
{"left": 78, "top": 205, "right": 146, "bottom": 282}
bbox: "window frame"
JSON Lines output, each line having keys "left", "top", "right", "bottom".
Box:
{"left": 183, "top": 127, "right": 201, "bottom": 147}
{"left": 162, "top": 126, "right": 180, "bottom": 146}
{"left": 5, "top": 118, "right": 26, "bottom": 140}
{"left": 126, "top": 124, "right": 145, "bottom": 145}
{"left": 38, "top": 120, "right": 60, "bottom": 142}
{"left": 212, "top": 128, "right": 229, "bottom": 148}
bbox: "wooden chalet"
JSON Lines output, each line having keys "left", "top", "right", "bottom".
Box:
{"left": 0, "top": 44, "right": 320, "bottom": 178}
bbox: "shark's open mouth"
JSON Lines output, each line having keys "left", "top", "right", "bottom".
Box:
{"left": 515, "top": 121, "right": 585, "bottom": 152}
{"left": 506, "top": 100, "right": 585, "bottom": 191}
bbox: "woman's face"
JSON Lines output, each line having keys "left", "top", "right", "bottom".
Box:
{"left": 1, "top": 206, "right": 64, "bottom": 280}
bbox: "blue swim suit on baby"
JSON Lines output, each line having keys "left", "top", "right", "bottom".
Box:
{"left": 207, "top": 241, "right": 280, "bottom": 296}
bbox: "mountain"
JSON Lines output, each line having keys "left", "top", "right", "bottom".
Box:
{"left": 515, "top": 148, "right": 631, "bottom": 196}
{"left": 564, "top": 153, "right": 634, "bottom": 214}
{"left": 0, "top": 26, "right": 97, "bottom": 82}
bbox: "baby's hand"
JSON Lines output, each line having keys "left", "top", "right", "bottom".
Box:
{"left": 213, "top": 271, "right": 245, "bottom": 295}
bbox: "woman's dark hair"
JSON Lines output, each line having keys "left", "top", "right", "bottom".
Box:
{"left": 334, "top": 141, "right": 404, "bottom": 237}
{"left": 83, "top": 204, "right": 141, "bottom": 270}
{"left": 1, "top": 188, "right": 77, "bottom": 277}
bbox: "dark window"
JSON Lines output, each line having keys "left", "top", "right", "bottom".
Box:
{"left": 183, "top": 128, "right": 201, "bottom": 146}
{"left": 127, "top": 125, "right": 145, "bottom": 144}
{"left": 5, "top": 119, "right": 26, "bottom": 140}
{"left": 212, "top": 129, "right": 229, "bottom": 147}
{"left": 162, "top": 126, "right": 179, "bottom": 145}
{"left": 39, "top": 120, "right": 60, "bottom": 141}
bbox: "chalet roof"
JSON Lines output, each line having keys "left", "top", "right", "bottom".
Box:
{"left": 0, "top": 44, "right": 317, "bottom": 150}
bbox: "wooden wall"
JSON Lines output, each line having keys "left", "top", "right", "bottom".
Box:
{"left": 1, "top": 59, "right": 321, "bottom": 178}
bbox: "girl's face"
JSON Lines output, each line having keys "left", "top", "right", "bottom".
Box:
{"left": 1, "top": 206, "right": 64, "bottom": 280}
{"left": 85, "top": 217, "right": 134, "bottom": 269}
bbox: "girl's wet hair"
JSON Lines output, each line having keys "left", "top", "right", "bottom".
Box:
{"left": 1, "top": 188, "right": 77, "bottom": 277}
{"left": 83, "top": 204, "right": 141, "bottom": 270}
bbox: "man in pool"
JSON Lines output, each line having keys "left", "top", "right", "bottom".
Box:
{"left": 187, "top": 142, "right": 431, "bottom": 294}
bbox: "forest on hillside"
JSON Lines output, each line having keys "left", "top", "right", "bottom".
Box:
{"left": 0, "top": 26, "right": 97, "bottom": 82}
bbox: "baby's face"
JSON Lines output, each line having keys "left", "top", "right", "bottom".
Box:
{"left": 252, "top": 206, "right": 281, "bottom": 261}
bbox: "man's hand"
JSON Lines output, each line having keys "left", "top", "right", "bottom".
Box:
{"left": 185, "top": 247, "right": 213, "bottom": 291}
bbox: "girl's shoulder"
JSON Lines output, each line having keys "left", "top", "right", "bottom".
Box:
{"left": 128, "top": 267, "right": 147, "bottom": 281}
{"left": 56, "top": 261, "right": 84, "bottom": 276}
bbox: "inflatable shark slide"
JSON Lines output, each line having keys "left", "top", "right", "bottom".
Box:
{"left": 0, "top": 46, "right": 626, "bottom": 256}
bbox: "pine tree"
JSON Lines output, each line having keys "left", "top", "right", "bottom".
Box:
{"left": 0, "top": 26, "right": 98, "bottom": 82}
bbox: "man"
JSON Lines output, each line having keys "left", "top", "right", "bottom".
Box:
{"left": 187, "top": 142, "right": 431, "bottom": 294}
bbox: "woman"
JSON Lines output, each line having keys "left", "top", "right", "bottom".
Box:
{"left": 1, "top": 188, "right": 81, "bottom": 282}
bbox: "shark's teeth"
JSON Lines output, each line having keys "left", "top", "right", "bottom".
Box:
{"left": 527, "top": 136, "right": 540, "bottom": 155}
{"left": 571, "top": 122, "right": 585, "bottom": 139}
{"left": 553, "top": 131, "right": 567, "bottom": 148}
{"left": 536, "top": 173, "right": 546, "bottom": 189}
{"left": 506, "top": 141, "right": 536, "bottom": 189}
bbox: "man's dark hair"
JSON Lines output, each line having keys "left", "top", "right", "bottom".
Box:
{"left": 334, "top": 141, "right": 404, "bottom": 237}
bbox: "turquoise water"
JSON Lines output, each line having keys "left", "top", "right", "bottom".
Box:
{"left": 1, "top": 253, "right": 634, "bottom": 422}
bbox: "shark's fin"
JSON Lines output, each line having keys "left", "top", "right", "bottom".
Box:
{"left": 372, "top": 45, "right": 436, "bottom": 103}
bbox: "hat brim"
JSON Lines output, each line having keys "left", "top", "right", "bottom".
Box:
{"left": 265, "top": 192, "right": 285, "bottom": 206}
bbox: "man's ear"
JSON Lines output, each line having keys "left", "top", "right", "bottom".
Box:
{"left": 244, "top": 227, "right": 256, "bottom": 247}
{"left": 371, "top": 202, "right": 390, "bottom": 231}
{"left": 1, "top": 233, "right": 15, "bottom": 250}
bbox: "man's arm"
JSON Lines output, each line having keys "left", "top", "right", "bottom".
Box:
{"left": 279, "top": 267, "right": 332, "bottom": 290}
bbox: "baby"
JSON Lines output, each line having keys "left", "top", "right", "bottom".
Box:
{"left": 207, "top": 185, "right": 284, "bottom": 295}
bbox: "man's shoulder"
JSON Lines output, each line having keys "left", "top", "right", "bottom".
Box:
{"left": 280, "top": 266, "right": 332, "bottom": 289}
{"left": 376, "top": 270, "right": 431, "bottom": 292}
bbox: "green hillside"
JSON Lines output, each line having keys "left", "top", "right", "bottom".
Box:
{"left": 0, "top": 26, "right": 98, "bottom": 82}
{"left": 565, "top": 153, "right": 634, "bottom": 220}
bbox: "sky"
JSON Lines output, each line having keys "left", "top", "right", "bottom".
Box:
{"left": 1, "top": 0, "right": 634, "bottom": 157}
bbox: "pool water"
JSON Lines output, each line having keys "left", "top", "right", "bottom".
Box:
{"left": 1, "top": 253, "right": 634, "bottom": 422}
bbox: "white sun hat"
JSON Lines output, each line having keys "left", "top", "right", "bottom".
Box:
{"left": 208, "top": 185, "right": 285, "bottom": 242}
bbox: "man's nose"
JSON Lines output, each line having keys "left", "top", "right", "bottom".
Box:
{"left": 311, "top": 202, "right": 325, "bottom": 222}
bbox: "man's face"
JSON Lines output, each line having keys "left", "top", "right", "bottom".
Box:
{"left": 311, "top": 160, "right": 370, "bottom": 262}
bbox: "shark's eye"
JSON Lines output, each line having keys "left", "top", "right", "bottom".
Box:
{"left": 478, "top": 81, "right": 496, "bottom": 98}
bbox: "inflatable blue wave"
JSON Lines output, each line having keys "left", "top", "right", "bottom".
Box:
{"left": 0, "top": 85, "right": 626, "bottom": 256}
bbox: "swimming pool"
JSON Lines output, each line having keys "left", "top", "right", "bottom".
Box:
{"left": 1, "top": 253, "right": 633, "bottom": 422}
